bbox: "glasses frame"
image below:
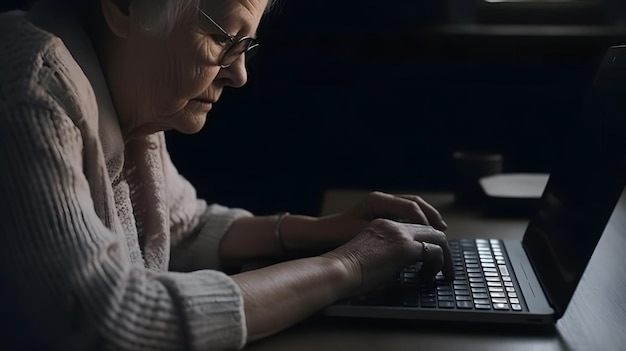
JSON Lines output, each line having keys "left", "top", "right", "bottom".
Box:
{"left": 197, "top": 7, "right": 259, "bottom": 68}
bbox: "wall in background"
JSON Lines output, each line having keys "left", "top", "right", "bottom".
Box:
{"left": 166, "top": 0, "right": 626, "bottom": 215}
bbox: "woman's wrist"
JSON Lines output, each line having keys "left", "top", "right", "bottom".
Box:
{"left": 277, "top": 214, "right": 319, "bottom": 252}
{"left": 319, "top": 251, "right": 361, "bottom": 299}
{"left": 280, "top": 214, "right": 366, "bottom": 253}
{"left": 274, "top": 212, "right": 290, "bottom": 253}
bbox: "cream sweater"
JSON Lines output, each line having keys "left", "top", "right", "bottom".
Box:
{"left": 0, "top": 5, "right": 251, "bottom": 351}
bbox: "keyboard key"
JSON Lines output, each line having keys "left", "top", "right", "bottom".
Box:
{"left": 420, "top": 299, "right": 437, "bottom": 308}
{"left": 439, "top": 301, "right": 455, "bottom": 308}
{"left": 404, "top": 265, "right": 418, "bottom": 272}
{"left": 493, "top": 303, "right": 509, "bottom": 310}
{"left": 390, "top": 237, "right": 522, "bottom": 316}
{"left": 457, "top": 301, "right": 473, "bottom": 309}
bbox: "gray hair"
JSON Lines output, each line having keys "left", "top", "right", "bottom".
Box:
{"left": 130, "top": 0, "right": 279, "bottom": 35}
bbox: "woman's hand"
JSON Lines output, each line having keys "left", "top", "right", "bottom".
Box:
{"left": 232, "top": 218, "right": 454, "bottom": 341}
{"left": 222, "top": 192, "right": 448, "bottom": 263}
{"left": 305, "top": 191, "right": 448, "bottom": 250}
{"left": 344, "top": 190, "right": 447, "bottom": 228}
{"left": 323, "top": 218, "right": 455, "bottom": 296}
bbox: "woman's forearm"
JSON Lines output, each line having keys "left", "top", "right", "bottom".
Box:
{"left": 231, "top": 255, "right": 355, "bottom": 341}
{"left": 220, "top": 214, "right": 319, "bottom": 263}
{"left": 221, "top": 213, "right": 365, "bottom": 264}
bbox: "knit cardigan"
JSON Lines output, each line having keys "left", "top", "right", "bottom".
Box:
{"left": 0, "top": 5, "right": 251, "bottom": 351}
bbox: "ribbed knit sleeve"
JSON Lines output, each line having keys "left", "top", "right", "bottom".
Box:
{"left": 0, "top": 19, "right": 246, "bottom": 351}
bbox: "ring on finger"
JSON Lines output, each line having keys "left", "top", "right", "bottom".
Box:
{"left": 421, "top": 241, "right": 429, "bottom": 255}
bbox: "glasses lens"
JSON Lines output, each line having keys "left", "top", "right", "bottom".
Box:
{"left": 221, "top": 37, "right": 258, "bottom": 67}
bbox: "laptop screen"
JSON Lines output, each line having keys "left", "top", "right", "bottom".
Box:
{"left": 522, "top": 45, "right": 626, "bottom": 318}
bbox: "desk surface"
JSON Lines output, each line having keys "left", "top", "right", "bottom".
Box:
{"left": 244, "top": 190, "right": 626, "bottom": 351}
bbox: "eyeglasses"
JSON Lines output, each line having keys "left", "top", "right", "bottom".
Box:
{"left": 197, "top": 7, "right": 259, "bottom": 68}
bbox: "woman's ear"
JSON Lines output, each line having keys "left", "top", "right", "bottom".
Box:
{"left": 101, "top": 0, "right": 131, "bottom": 38}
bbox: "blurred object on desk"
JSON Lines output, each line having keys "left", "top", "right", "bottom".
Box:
{"left": 451, "top": 150, "right": 504, "bottom": 206}
{"left": 479, "top": 173, "right": 550, "bottom": 216}
{"left": 476, "top": 0, "right": 610, "bottom": 25}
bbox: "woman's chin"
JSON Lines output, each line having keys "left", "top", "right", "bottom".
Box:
{"left": 175, "top": 123, "right": 205, "bottom": 135}
{"left": 174, "top": 110, "right": 208, "bottom": 134}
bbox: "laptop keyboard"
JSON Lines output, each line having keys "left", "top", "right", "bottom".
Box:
{"left": 352, "top": 239, "right": 526, "bottom": 311}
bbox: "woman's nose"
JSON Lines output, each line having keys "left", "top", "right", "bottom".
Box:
{"left": 220, "top": 55, "right": 248, "bottom": 88}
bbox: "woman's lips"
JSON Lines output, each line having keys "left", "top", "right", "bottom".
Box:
{"left": 187, "top": 99, "right": 213, "bottom": 112}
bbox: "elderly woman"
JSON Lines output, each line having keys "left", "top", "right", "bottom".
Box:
{"left": 0, "top": 0, "right": 453, "bottom": 350}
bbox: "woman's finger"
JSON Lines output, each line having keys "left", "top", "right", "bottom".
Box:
{"left": 360, "top": 192, "right": 430, "bottom": 225}
{"left": 406, "top": 224, "right": 455, "bottom": 280}
{"left": 397, "top": 194, "right": 447, "bottom": 230}
{"left": 416, "top": 242, "right": 444, "bottom": 282}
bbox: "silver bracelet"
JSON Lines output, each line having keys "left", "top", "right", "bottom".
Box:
{"left": 274, "top": 212, "right": 290, "bottom": 253}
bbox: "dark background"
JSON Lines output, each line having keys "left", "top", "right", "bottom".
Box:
{"left": 5, "top": 0, "right": 625, "bottom": 216}
{"left": 167, "top": 0, "right": 626, "bottom": 216}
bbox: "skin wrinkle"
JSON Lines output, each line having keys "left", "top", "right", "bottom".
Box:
{"left": 104, "top": 0, "right": 267, "bottom": 142}
{"left": 202, "top": 0, "right": 261, "bottom": 38}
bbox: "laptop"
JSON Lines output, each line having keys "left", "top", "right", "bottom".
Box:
{"left": 323, "top": 45, "right": 626, "bottom": 325}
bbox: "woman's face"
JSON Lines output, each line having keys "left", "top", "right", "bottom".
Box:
{"left": 104, "top": 0, "right": 269, "bottom": 140}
